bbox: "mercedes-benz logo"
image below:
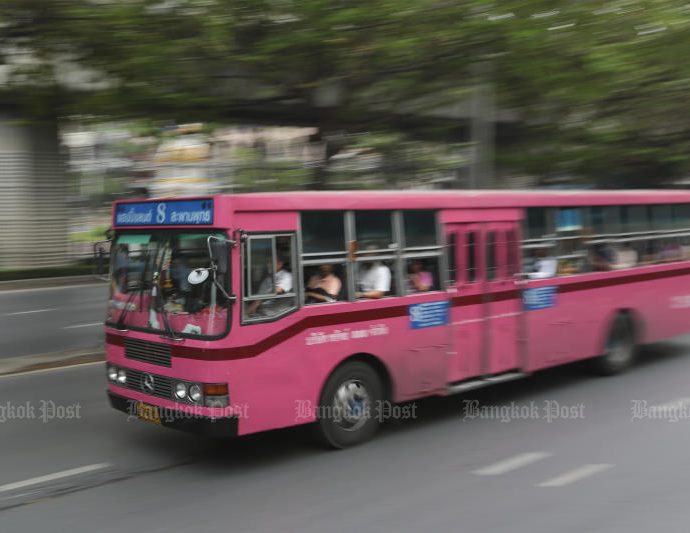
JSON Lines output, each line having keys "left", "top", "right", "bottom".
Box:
{"left": 142, "top": 373, "right": 155, "bottom": 394}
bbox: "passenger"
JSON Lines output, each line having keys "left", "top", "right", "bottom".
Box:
{"left": 614, "top": 242, "right": 638, "bottom": 269}
{"left": 681, "top": 241, "right": 690, "bottom": 261}
{"left": 408, "top": 259, "right": 433, "bottom": 292}
{"left": 659, "top": 241, "right": 682, "bottom": 262}
{"left": 588, "top": 243, "right": 614, "bottom": 271}
{"left": 528, "top": 248, "right": 557, "bottom": 279}
{"left": 305, "top": 264, "right": 342, "bottom": 303}
{"left": 247, "top": 256, "right": 293, "bottom": 316}
{"left": 355, "top": 247, "right": 391, "bottom": 299}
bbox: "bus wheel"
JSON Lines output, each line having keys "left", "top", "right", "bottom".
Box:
{"left": 591, "top": 313, "right": 636, "bottom": 376}
{"left": 317, "top": 361, "right": 383, "bottom": 449}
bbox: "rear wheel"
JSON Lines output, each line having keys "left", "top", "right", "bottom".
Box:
{"left": 316, "top": 361, "right": 383, "bottom": 449}
{"left": 591, "top": 313, "right": 636, "bottom": 375}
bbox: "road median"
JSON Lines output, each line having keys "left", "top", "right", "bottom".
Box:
{"left": 0, "top": 347, "right": 105, "bottom": 376}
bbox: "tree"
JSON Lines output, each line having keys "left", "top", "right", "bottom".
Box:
{"left": 1, "top": 0, "right": 689, "bottom": 186}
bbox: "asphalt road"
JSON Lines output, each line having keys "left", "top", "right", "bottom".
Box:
{"left": 0, "top": 283, "right": 108, "bottom": 358}
{"left": 3, "top": 338, "right": 690, "bottom": 532}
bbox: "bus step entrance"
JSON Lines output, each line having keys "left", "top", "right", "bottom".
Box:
{"left": 447, "top": 371, "right": 526, "bottom": 395}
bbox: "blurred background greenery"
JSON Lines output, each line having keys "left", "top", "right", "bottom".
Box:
{"left": 1, "top": 0, "right": 690, "bottom": 270}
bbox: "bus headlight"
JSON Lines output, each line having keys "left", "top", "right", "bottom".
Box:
{"left": 107, "top": 365, "right": 118, "bottom": 382}
{"left": 175, "top": 382, "right": 188, "bottom": 400}
{"left": 188, "top": 384, "right": 202, "bottom": 403}
{"left": 116, "top": 369, "right": 127, "bottom": 385}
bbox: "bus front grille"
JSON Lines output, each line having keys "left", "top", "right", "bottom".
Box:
{"left": 122, "top": 368, "right": 174, "bottom": 400}
{"left": 124, "top": 339, "right": 172, "bottom": 368}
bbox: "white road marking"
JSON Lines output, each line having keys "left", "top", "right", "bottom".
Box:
{"left": 0, "top": 463, "right": 111, "bottom": 493}
{"left": 63, "top": 323, "right": 103, "bottom": 329}
{"left": 538, "top": 464, "right": 613, "bottom": 487}
{"left": 473, "top": 452, "right": 551, "bottom": 476}
{"left": 5, "top": 308, "right": 58, "bottom": 316}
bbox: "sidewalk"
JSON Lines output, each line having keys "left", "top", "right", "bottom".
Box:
{"left": 0, "top": 347, "right": 104, "bottom": 376}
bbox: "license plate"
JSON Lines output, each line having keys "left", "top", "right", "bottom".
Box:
{"left": 136, "top": 402, "right": 161, "bottom": 425}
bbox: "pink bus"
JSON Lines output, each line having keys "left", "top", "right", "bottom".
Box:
{"left": 105, "top": 191, "right": 690, "bottom": 447}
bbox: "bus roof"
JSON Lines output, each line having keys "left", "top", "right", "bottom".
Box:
{"left": 219, "top": 189, "right": 690, "bottom": 211}
{"left": 113, "top": 190, "right": 690, "bottom": 219}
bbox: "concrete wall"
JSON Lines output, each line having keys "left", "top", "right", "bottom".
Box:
{"left": 0, "top": 116, "right": 70, "bottom": 269}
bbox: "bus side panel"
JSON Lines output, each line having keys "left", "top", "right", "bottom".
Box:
{"left": 628, "top": 267, "right": 690, "bottom": 344}
{"left": 221, "top": 311, "right": 448, "bottom": 437}
{"left": 525, "top": 265, "right": 690, "bottom": 372}
{"left": 523, "top": 278, "right": 603, "bottom": 371}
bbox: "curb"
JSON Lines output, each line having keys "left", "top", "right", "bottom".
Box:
{"left": 0, "top": 276, "right": 106, "bottom": 292}
{"left": 0, "top": 348, "right": 105, "bottom": 376}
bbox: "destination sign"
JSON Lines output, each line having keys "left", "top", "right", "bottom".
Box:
{"left": 114, "top": 199, "right": 214, "bottom": 226}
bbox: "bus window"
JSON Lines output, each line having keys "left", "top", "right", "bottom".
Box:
{"left": 447, "top": 233, "right": 457, "bottom": 284}
{"left": 621, "top": 205, "right": 648, "bottom": 233}
{"left": 403, "top": 210, "right": 437, "bottom": 248}
{"left": 301, "top": 211, "right": 345, "bottom": 254}
{"left": 487, "top": 232, "right": 497, "bottom": 281}
{"left": 651, "top": 204, "right": 674, "bottom": 231}
{"left": 591, "top": 206, "right": 620, "bottom": 234}
{"left": 355, "top": 211, "right": 394, "bottom": 250}
{"left": 467, "top": 232, "right": 477, "bottom": 282}
{"left": 243, "top": 234, "right": 296, "bottom": 322}
{"left": 405, "top": 257, "right": 440, "bottom": 293}
{"left": 354, "top": 211, "right": 395, "bottom": 298}
{"left": 304, "top": 263, "right": 346, "bottom": 304}
{"left": 525, "top": 208, "right": 549, "bottom": 239}
{"left": 506, "top": 229, "right": 519, "bottom": 277}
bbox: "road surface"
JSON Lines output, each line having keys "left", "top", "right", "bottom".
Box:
{"left": 2, "top": 337, "right": 690, "bottom": 532}
{"left": 0, "top": 283, "right": 107, "bottom": 358}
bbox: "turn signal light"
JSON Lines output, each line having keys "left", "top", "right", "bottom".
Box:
{"left": 203, "top": 383, "right": 228, "bottom": 396}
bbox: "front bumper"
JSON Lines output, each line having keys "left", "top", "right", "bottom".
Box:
{"left": 108, "top": 391, "right": 238, "bottom": 438}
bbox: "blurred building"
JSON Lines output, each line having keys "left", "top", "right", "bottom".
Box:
{"left": 0, "top": 115, "right": 70, "bottom": 269}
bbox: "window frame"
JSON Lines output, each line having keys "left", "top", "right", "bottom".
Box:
{"left": 297, "top": 209, "right": 445, "bottom": 303}
{"left": 241, "top": 231, "right": 298, "bottom": 325}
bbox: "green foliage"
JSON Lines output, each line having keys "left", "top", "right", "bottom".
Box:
{"left": 1, "top": 0, "right": 690, "bottom": 185}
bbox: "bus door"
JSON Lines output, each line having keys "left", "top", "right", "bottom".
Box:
{"left": 483, "top": 222, "right": 522, "bottom": 375}
{"left": 447, "top": 221, "right": 522, "bottom": 382}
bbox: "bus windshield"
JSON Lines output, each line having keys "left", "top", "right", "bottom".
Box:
{"left": 106, "top": 230, "right": 230, "bottom": 338}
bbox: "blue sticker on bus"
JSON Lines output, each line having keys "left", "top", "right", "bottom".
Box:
{"left": 409, "top": 301, "right": 450, "bottom": 329}
{"left": 523, "top": 286, "right": 558, "bottom": 310}
{"left": 114, "top": 199, "right": 214, "bottom": 226}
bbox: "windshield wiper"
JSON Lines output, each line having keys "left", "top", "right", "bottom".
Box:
{"left": 154, "top": 273, "right": 182, "bottom": 341}
{"left": 115, "top": 249, "right": 152, "bottom": 331}
{"left": 151, "top": 242, "right": 182, "bottom": 341}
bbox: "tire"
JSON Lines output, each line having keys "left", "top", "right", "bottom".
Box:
{"left": 316, "top": 361, "right": 383, "bottom": 449}
{"left": 591, "top": 313, "right": 636, "bottom": 376}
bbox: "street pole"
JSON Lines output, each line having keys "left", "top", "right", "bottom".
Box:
{"left": 469, "top": 60, "right": 495, "bottom": 189}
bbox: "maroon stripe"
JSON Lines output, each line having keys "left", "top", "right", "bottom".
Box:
{"left": 558, "top": 265, "right": 690, "bottom": 293}
{"left": 106, "top": 265, "right": 690, "bottom": 361}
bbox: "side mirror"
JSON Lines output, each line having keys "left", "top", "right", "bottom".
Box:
{"left": 188, "top": 268, "right": 210, "bottom": 285}
{"left": 93, "top": 240, "right": 111, "bottom": 281}
{"left": 207, "top": 236, "right": 232, "bottom": 275}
